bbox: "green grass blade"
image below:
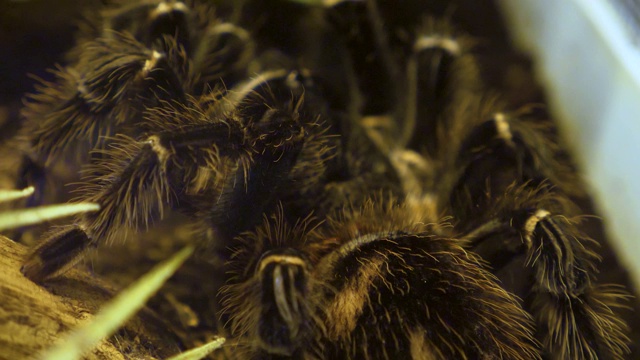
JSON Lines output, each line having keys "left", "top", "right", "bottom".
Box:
{"left": 40, "top": 246, "right": 194, "bottom": 360}
{"left": 167, "top": 337, "right": 226, "bottom": 360}
{"left": 0, "top": 202, "right": 100, "bottom": 231}
{"left": 0, "top": 186, "right": 35, "bottom": 203}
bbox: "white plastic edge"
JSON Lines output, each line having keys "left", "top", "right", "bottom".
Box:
{"left": 498, "top": 0, "right": 640, "bottom": 289}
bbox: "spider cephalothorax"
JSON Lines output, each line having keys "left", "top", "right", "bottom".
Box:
{"left": 11, "top": 0, "right": 633, "bottom": 359}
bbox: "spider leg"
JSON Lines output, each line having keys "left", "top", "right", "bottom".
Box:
{"left": 316, "top": 119, "right": 403, "bottom": 217}
{"left": 309, "top": 202, "right": 541, "bottom": 360}
{"left": 220, "top": 211, "right": 321, "bottom": 359}
{"left": 360, "top": 18, "right": 482, "bottom": 205}
{"left": 16, "top": 32, "right": 191, "bottom": 215}
{"left": 205, "top": 106, "right": 307, "bottom": 241}
{"left": 21, "top": 94, "right": 306, "bottom": 283}
{"left": 99, "top": 0, "right": 254, "bottom": 92}
{"left": 220, "top": 202, "right": 541, "bottom": 359}
{"left": 21, "top": 32, "right": 189, "bottom": 165}
{"left": 20, "top": 132, "right": 174, "bottom": 282}
{"left": 448, "top": 110, "right": 631, "bottom": 358}
{"left": 372, "top": 15, "right": 632, "bottom": 357}
{"left": 18, "top": 1, "right": 252, "bottom": 206}
{"left": 463, "top": 187, "right": 631, "bottom": 359}
{"left": 190, "top": 22, "right": 255, "bottom": 92}
{"left": 100, "top": 0, "right": 194, "bottom": 52}
{"left": 402, "top": 18, "right": 481, "bottom": 155}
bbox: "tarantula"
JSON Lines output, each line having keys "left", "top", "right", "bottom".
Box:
{"left": 10, "top": 0, "right": 632, "bottom": 359}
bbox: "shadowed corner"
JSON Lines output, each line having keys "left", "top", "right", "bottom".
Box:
{"left": 0, "top": 186, "right": 225, "bottom": 359}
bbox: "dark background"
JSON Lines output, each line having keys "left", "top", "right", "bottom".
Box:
{"left": 1, "top": 0, "right": 639, "bottom": 356}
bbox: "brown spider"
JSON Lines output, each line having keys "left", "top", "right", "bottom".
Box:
{"left": 10, "top": 0, "right": 632, "bottom": 358}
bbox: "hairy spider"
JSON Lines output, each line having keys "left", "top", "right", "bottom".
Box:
{"left": 10, "top": 0, "right": 633, "bottom": 359}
